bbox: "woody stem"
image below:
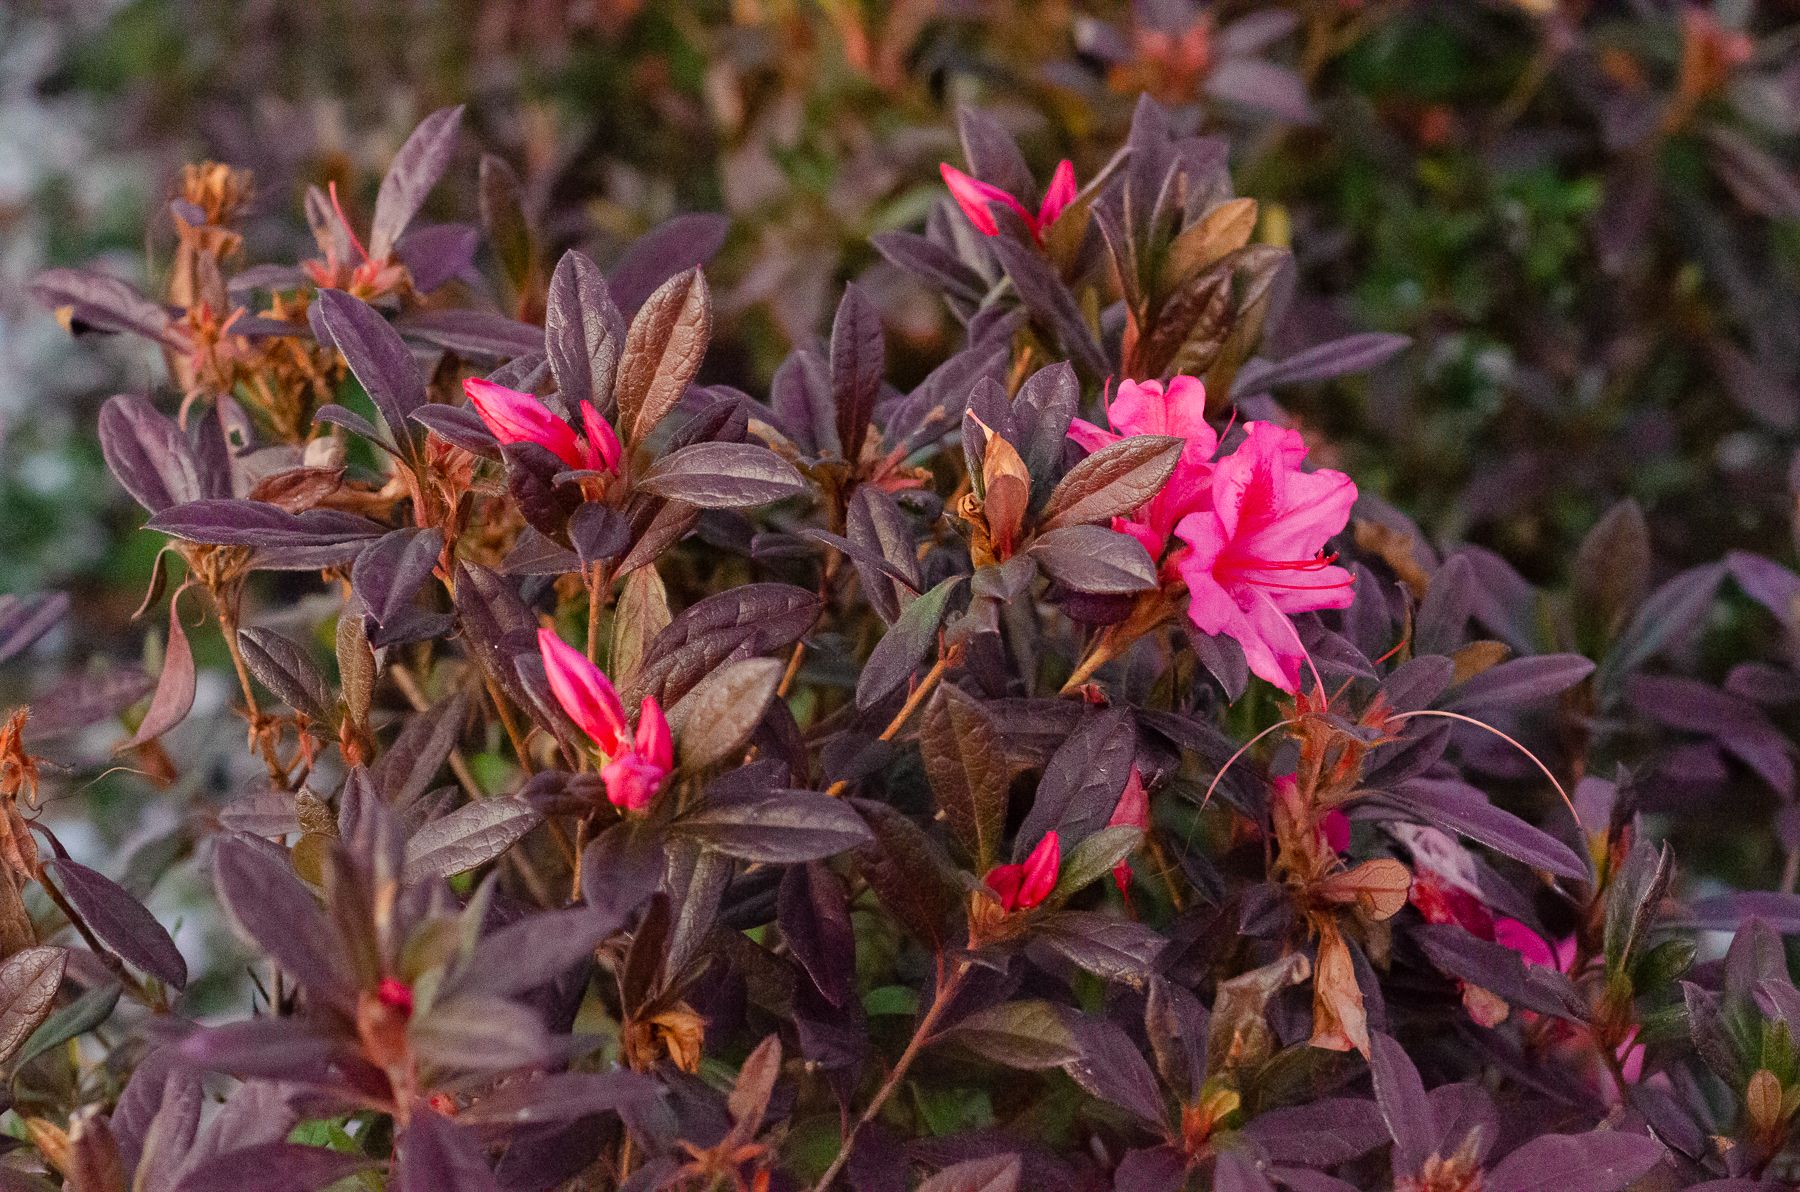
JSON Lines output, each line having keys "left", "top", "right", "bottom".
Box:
{"left": 825, "top": 651, "right": 953, "bottom": 798}
{"left": 812, "top": 959, "right": 970, "bottom": 1191}
{"left": 214, "top": 591, "right": 289, "bottom": 790}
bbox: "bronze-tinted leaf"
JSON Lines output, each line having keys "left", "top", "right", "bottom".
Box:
{"left": 0, "top": 948, "right": 67, "bottom": 1068}
{"left": 1041, "top": 436, "right": 1182, "bottom": 530}
{"left": 919, "top": 685, "right": 1009, "bottom": 870}
{"left": 615, "top": 267, "right": 711, "bottom": 445}
{"left": 666, "top": 656, "right": 783, "bottom": 769}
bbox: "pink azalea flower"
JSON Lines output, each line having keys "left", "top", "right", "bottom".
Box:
{"left": 1173, "top": 422, "right": 1356, "bottom": 693}
{"left": 536, "top": 628, "right": 671, "bottom": 811}
{"left": 940, "top": 159, "right": 1078, "bottom": 243}
{"left": 465, "top": 377, "right": 622, "bottom": 475}
{"left": 1108, "top": 767, "right": 1150, "bottom": 895}
{"left": 1067, "top": 376, "right": 1217, "bottom": 559}
{"left": 984, "top": 832, "right": 1060, "bottom": 912}
{"left": 1493, "top": 918, "right": 1560, "bottom": 970}
{"left": 1321, "top": 808, "right": 1351, "bottom": 854}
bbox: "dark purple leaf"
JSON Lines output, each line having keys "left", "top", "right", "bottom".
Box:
{"left": 372, "top": 695, "right": 468, "bottom": 807}
{"left": 1017, "top": 709, "right": 1135, "bottom": 852}
{"left": 918, "top": 1153, "right": 1022, "bottom": 1192}
{"left": 545, "top": 249, "right": 626, "bottom": 413}
{"left": 1242, "top": 1099, "right": 1388, "bottom": 1166}
{"left": 1030, "top": 525, "right": 1158, "bottom": 594}
{"left": 637, "top": 442, "right": 806, "bottom": 508}
{"left": 410, "top": 995, "right": 553, "bottom": 1071}
{"left": 1234, "top": 333, "right": 1409, "bottom": 395}
{"left": 1062, "top": 1014, "right": 1167, "bottom": 1130}
{"left": 46, "top": 859, "right": 185, "bottom": 988}
{"left": 403, "top": 797, "right": 540, "bottom": 883}
{"left": 212, "top": 837, "right": 354, "bottom": 1011}
{"left": 457, "top": 904, "right": 617, "bottom": 1001}
{"left": 1213, "top": 1151, "right": 1278, "bottom": 1192}
{"left": 831, "top": 283, "right": 885, "bottom": 462}
{"left": 1386, "top": 779, "right": 1588, "bottom": 880}
{"left": 410, "top": 404, "right": 500, "bottom": 457}
{"left": 607, "top": 212, "right": 730, "bottom": 315}
{"left": 454, "top": 1070, "right": 661, "bottom": 1126}
{"left": 675, "top": 791, "right": 873, "bottom": 862}
{"left": 314, "top": 402, "right": 401, "bottom": 457}
{"left": 369, "top": 106, "right": 465, "bottom": 260}
{"left": 1483, "top": 1131, "right": 1665, "bottom": 1192}
{"left": 147, "top": 500, "right": 386, "bottom": 566}
{"left": 990, "top": 230, "right": 1108, "bottom": 377}
{"left": 32, "top": 267, "right": 176, "bottom": 345}
{"left": 178, "top": 1142, "right": 375, "bottom": 1192}
{"left": 98, "top": 395, "right": 202, "bottom": 513}
{"left": 1369, "top": 1032, "right": 1432, "bottom": 1178}
{"left": 314, "top": 289, "right": 428, "bottom": 445}
{"left": 176, "top": 1016, "right": 341, "bottom": 1079}
{"left": 780, "top": 862, "right": 855, "bottom": 1009}
{"left": 623, "top": 583, "right": 818, "bottom": 709}
{"left": 1031, "top": 910, "right": 1164, "bottom": 985}
{"left": 1445, "top": 655, "right": 1595, "bottom": 712}
{"left": 396, "top": 222, "right": 478, "bottom": 293}
{"left": 1204, "top": 59, "right": 1315, "bottom": 122}
{"left": 399, "top": 309, "right": 543, "bottom": 358}
{"left": 1413, "top": 926, "right": 1586, "bottom": 1021}
{"left": 237, "top": 626, "right": 333, "bottom": 721}
{"left": 919, "top": 684, "right": 1009, "bottom": 869}
{"left": 352, "top": 527, "right": 444, "bottom": 645}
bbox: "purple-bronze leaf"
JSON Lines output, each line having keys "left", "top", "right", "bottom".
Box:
{"left": 45, "top": 859, "right": 185, "bottom": 988}
{"left": 237, "top": 626, "right": 334, "bottom": 721}
{"left": 369, "top": 105, "right": 465, "bottom": 261}
{"left": 615, "top": 267, "right": 711, "bottom": 445}
{"left": 637, "top": 442, "right": 807, "bottom": 508}
{"left": 831, "top": 282, "right": 885, "bottom": 462}
{"left": 98, "top": 395, "right": 203, "bottom": 513}
{"left": 676, "top": 791, "right": 874, "bottom": 863}
{"left": 1029, "top": 525, "right": 1159, "bottom": 595}
{"left": 177, "top": 1142, "right": 375, "bottom": 1192}
{"left": 856, "top": 576, "right": 963, "bottom": 711}
{"left": 212, "top": 837, "right": 354, "bottom": 1012}
{"left": 1369, "top": 1031, "right": 1433, "bottom": 1179}
{"left": 147, "top": 500, "right": 386, "bottom": 565}
{"left": 314, "top": 289, "right": 428, "bottom": 446}
{"left": 1483, "top": 1131, "right": 1665, "bottom": 1192}
{"left": 120, "top": 598, "right": 194, "bottom": 750}
{"left": 623, "top": 583, "right": 818, "bottom": 709}
{"left": 544, "top": 249, "right": 626, "bottom": 414}
{"left": 0, "top": 948, "right": 67, "bottom": 1068}
{"left": 402, "top": 797, "right": 540, "bottom": 883}
{"left": 608, "top": 212, "right": 729, "bottom": 315}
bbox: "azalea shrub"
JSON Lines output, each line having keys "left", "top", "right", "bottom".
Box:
{"left": 7, "top": 94, "right": 1800, "bottom": 1192}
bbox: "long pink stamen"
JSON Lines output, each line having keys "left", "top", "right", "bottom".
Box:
{"left": 328, "top": 181, "right": 373, "bottom": 265}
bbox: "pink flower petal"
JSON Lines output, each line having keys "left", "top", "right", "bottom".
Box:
{"left": 536, "top": 628, "right": 628, "bottom": 756}
{"left": 1493, "top": 918, "right": 1557, "bottom": 969}
{"left": 465, "top": 378, "right": 585, "bottom": 471}
{"left": 940, "top": 163, "right": 1031, "bottom": 237}
{"left": 1016, "top": 831, "right": 1061, "bottom": 910}
{"left": 636, "top": 695, "right": 673, "bottom": 771}
{"left": 579, "top": 400, "right": 623, "bottom": 474}
{"left": 1037, "top": 159, "right": 1078, "bottom": 229}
